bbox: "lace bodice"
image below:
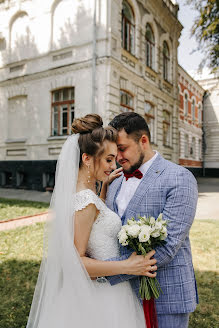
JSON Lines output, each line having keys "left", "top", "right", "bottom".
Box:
{"left": 75, "top": 189, "right": 122, "bottom": 260}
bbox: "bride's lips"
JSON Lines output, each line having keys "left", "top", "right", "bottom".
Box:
{"left": 104, "top": 171, "right": 111, "bottom": 176}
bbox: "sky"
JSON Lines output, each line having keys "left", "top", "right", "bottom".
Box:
{"left": 177, "top": 0, "right": 207, "bottom": 77}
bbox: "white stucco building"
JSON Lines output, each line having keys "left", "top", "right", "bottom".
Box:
{"left": 0, "top": 0, "right": 182, "bottom": 190}
{"left": 197, "top": 72, "right": 219, "bottom": 176}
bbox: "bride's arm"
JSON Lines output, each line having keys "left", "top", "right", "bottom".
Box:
{"left": 74, "top": 204, "right": 157, "bottom": 278}
{"left": 100, "top": 167, "right": 123, "bottom": 200}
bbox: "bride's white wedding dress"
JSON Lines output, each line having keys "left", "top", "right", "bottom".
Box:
{"left": 75, "top": 189, "right": 146, "bottom": 328}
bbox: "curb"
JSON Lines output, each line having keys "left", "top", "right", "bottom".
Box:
{"left": 0, "top": 211, "right": 49, "bottom": 224}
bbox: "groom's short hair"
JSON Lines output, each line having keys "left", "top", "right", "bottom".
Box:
{"left": 109, "top": 112, "right": 151, "bottom": 143}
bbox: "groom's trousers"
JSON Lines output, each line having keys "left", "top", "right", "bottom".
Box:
{"left": 157, "top": 313, "right": 189, "bottom": 328}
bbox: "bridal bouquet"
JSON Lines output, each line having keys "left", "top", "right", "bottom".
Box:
{"left": 118, "top": 213, "right": 168, "bottom": 300}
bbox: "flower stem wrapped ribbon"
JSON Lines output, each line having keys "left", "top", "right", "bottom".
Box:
{"left": 118, "top": 213, "right": 168, "bottom": 301}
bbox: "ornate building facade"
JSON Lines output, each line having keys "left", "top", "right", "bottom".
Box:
{"left": 0, "top": 0, "right": 182, "bottom": 190}
{"left": 197, "top": 74, "right": 219, "bottom": 176}
{"left": 178, "top": 65, "right": 204, "bottom": 176}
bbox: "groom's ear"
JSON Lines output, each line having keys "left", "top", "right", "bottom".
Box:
{"left": 140, "top": 135, "right": 150, "bottom": 148}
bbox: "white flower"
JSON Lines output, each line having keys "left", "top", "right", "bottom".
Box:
{"left": 161, "top": 226, "right": 167, "bottom": 234}
{"left": 127, "top": 219, "right": 136, "bottom": 226}
{"left": 155, "top": 221, "right": 162, "bottom": 231}
{"left": 126, "top": 225, "right": 141, "bottom": 238}
{"left": 118, "top": 231, "right": 128, "bottom": 245}
{"left": 150, "top": 217, "right": 156, "bottom": 225}
{"left": 151, "top": 230, "right": 160, "bottom": 238}
{"left": 160, "top": 231, "right": 168, "bottom": 240}
{"left": 139, "top": 230, "right": 150, "bottom": 243}
{"left": 157, "top": 213, "right": 163, "bottom": 221}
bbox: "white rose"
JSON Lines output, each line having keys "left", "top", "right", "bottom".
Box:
{"left": 160, "top": 231, "right": 168, "bottom": 240}
{"left": 151, "top": 230, "right": 160, "bottom": 238}
{"left": 127, "top": 219, "right": 136, "bottom": 226}
{"left": 119, "top": 231, "right": 128, "bottom": 245}
{"left": 139, "top": 230, "right": 150, "bottom": 243}
{"left": 161, "top": 226, "right": 167, "bottom": 234}
{"left": 155, "top": 221, "right": 162, "bottom": 231}
{"left": 150, "top": 217, "right": 156, "bottom": 225}
{"left": 126, "top": 225, "right": 141, "bottom": 238}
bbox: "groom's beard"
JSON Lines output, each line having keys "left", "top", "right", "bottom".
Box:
{"left": 123, "top": 152, "right": 144, "bottom": 174}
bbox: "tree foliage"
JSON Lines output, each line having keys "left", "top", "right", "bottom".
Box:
{"left": 187, "top": 0, "right": 219, "bottom": 72}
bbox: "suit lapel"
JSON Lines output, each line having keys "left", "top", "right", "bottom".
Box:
{"left": 111, "top": 175, "right": 123, "bottom": 215}
{"left": 122, "top": 154, "right": 167, "bottom": 222}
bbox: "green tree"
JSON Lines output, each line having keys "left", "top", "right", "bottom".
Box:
{"left": 187, "top": 0, "right": 219, "bottom": 72}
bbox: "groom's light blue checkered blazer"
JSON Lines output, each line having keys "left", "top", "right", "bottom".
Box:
{"left": 105, "top": 153, "right": 199, "bottom": 315}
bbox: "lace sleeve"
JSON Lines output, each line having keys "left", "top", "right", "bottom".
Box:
{"left": 75, "top": 189, "right": 103, "bottom": 212}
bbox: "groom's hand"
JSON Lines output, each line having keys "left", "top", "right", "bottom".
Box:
{"left": 124, "top": 250, "right": 157, "bottom": 277}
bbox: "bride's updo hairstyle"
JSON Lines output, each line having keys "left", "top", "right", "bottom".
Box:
{"left": 71, "top": 114, "right": 117, "bottom": 167}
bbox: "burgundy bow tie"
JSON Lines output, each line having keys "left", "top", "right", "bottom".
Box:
{"left": 123, "top": 169, "right": 143, "bottom": 181}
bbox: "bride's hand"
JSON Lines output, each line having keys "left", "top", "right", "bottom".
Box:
{"left": 107, "top": 167, "right": 123, "bottom": 184}
{"left": 124, "top": 250, "right": 157, "bottom": 277}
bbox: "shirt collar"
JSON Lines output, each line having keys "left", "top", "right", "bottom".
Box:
{"left": 139, "top": 151, "right": 158, "bottom": 176}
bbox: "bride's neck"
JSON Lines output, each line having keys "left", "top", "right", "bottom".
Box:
{"left": 77, "top": 167, "right": 96, "bottom": 193}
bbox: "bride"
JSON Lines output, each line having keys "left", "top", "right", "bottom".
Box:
{"left": 26, "top": 114, "right": 157, "bottom": 328}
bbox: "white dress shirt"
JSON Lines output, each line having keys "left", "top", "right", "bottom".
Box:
{"left": 116, "top": 151, "right": 158, "bottom": 217}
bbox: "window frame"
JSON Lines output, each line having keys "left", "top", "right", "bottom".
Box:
{"left": 51, "top": 88, "right": 75, "bottom": 136}
{"left": 184, "top": 92, "right": 189, "bottom": 118}
{"left": 121, "top": 1, "right": 135, "bottom": 55}
{"left": 145, "top": 23, "right": 155, "bottom": 70}
{"left": 163, "top": 41, "right": 170, "bottom": 81}
{"left": 120, "top": 89, "right": 134, "bottom": 112}
{"left": 144, "top": 101, "right": 156, "bottom": 144}
{"left": 191, "top": 98, "right": 196, "bottom": 123}
{"left": 162, "top": 109, "right": 171, "bottom": 147}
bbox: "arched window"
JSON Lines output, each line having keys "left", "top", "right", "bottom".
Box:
{"left": 163, "top": 41, "right": 170, "bottom": 81}
{"left": 184, "top": 134, "right": 189, "bottom": 158}
{"left": 184, "top": 93, "right": 188, "bottom": 117}
{"left": 121, "top": 1, "right": 135, "bottom": 54}
{"left": 145, "top": 24, "right": 155, "bottom": 70}
{"left": 190, "top": 137, "right": 196, "bottom": 159}
{"left": 198, "top": 103, "right": 202, "bottom": 124}
{"left": 120, "top": 90, "right": 134, "bottom": 112}
{"left": 163, "top": 110, "right": 171, "bottom": 146}
{"left": 144, "top": 102, "right": 156, "bottom": 143}
{"left": 53, "top": 0, "right": 76, "bottom": 48}
{"left": 192, "top": 98, "right": 195, "bottom": 122}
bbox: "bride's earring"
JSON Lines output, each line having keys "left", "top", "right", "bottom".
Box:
{"left": 87, "top": 164, "right": 91, "bottom": 183}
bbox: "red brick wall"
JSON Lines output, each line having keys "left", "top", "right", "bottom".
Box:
{"left": 179, "top": 159, "right": 202, "bottom": 167}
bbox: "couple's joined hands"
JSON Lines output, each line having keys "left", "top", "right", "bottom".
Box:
{"left": 124, "top": 250, "right": 157, "bottom": 277}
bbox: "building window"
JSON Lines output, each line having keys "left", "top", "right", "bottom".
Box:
{"left": 192, "top": 98, "right": 195, "bottom": 122}
{"left": 163, "top": 41, "right": 170, "bottom": 81}
{"left": 120, "top": 90, "right": 134, "bottom": 112}
{"left": 199, "top": 139, "right": 202, "bottom": 160}
{"left": 190, "top": 137, "right": 196, "bottom": 159}
{"left": 184, "top": 93, "right": 188, "bottom": 118}
{"left": 198, "top": 103, "right": 202, "bottom": 125}
{"left": 121, "top": 1, "right": 135, "bottom": 55}
{"left": 51, "top": 88, "right": 75, "bottom": 136}
{"left": 145, "top": 24, "right": 155, "bottom": 70}
{"left": 144, "top": 102, "right": 156, "bottom": 143}
{"left": 185, "top": 134, "right": 189, "bottom": 158}
{"left": 163, "top": 110, "right": 171, "bottom": 147}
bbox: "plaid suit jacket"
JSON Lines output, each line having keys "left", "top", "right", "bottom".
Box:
{"left": 105, "top": 153, "right": 199, "bottom": 314}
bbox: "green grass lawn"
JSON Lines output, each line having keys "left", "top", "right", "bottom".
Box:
{"left": 0, "top": 198, "right": 49, "bottom": 221}
{"left": 0, "top": 219, "right": 218, "bottom": 328}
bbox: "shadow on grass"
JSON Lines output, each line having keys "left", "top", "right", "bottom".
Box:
{"left": 0, "top": 198, "right": 49, "bottom": 209}
{"left": 0, "top": 259, "right": 218, "bottom": 328}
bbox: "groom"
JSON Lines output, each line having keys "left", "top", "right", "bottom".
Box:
{"left": 105, "top": 112, "right": 198, "bottom": 328}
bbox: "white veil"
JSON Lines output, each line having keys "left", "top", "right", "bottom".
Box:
{"left": 26, "top": 134, "right": 106, "bottom": 328}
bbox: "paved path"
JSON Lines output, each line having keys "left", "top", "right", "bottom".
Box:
{"left": 0, "top": 177, "right": 218, "bottom": 231}
{"left": 195, "top": 178, "right": 219, "bottom": 221}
